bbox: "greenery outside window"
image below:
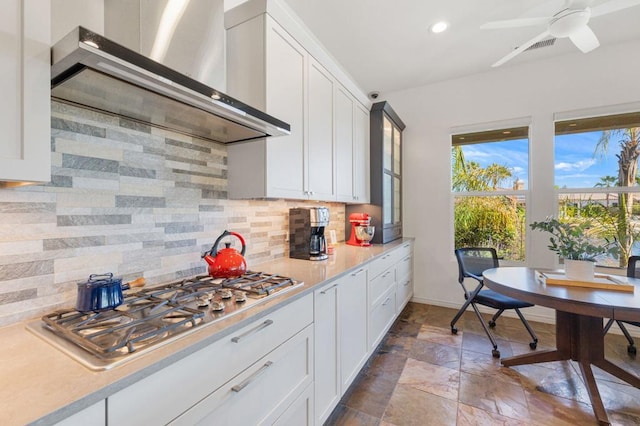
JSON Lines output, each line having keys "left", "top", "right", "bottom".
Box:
{"left": 452, "top": 126, "right": 529, "bottom": 261}
{"left": 555, "top": 112, "right": 640, "bottom": 267}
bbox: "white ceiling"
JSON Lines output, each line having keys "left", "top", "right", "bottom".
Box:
{"left": 281, "top": 0, "right": 640, "bottom": 96}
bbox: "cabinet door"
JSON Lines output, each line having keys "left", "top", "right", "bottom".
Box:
{"left": 171, "top": 325, "right": 313, "bottom": 426}
{"left": 353, "top": 103, "right": 370, "bottom": 203}
{"left": 335, "top": 85, "right": 354, "bottom": 202}
{"left": 339, "top": 267, "right": 369, "bottom": 390}
{"left": 307, "top": 58, "right": 334, "bottom": 200}
{"left": 0, "top": 0, "right": 50, "bottom": 185}
{"left": 313, "top": 280, "right": 340, "bottom": 424}
{"left": 265, "top": 18, "right": 306, "bottom": 198}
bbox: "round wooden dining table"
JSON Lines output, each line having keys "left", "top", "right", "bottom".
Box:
{"left": 483, "top": 267, "right": 640, "bottom": 426}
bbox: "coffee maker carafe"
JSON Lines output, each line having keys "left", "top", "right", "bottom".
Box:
{"left": 289, "top": 207, "right": 329, "bottom": 261}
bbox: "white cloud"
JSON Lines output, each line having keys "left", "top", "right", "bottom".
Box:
{"left": 555, "top": 159, "right": 596, "bottom": 172}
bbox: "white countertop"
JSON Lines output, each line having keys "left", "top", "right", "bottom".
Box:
{"left": 0, "top": 240, "right": 412, "bottom": 425}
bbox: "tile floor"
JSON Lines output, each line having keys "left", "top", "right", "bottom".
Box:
{"left": 326, "top": 302, "right": 640, "bottom": 425}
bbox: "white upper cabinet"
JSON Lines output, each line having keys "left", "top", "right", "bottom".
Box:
{"left": 354, "top": 102, "right": 371, "bottom": 203}
{"left": 307, "top": 58, "right": 335, "bottom": 200}
{"left": 335, "top": 84, "right": 370, "bottom": 203}
{"left": 335, "top": 85, "right": 354, "bottom": 202}
{"left": 0, "top": 0, "right": 51, "bottom": 186}
{"left": 226, "top": 15, "right": 307, "bottom": 199}
{"left": 225, "top": 0, "right": 370, "bottom": 201}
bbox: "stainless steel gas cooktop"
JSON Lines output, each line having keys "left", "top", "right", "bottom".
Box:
{"left": 26, "top": 272, "right": 302, "bottom": 370}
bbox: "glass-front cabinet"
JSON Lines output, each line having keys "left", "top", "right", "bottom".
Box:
{"left": 347, "top": 101, "right": 405, "bottom": 244}
{"left": 383, "top": 114, "right": 403, "bottom": 228}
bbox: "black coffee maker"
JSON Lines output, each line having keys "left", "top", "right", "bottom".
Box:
{"left": 289, "top": 207, "right": 329, "bottom": 261}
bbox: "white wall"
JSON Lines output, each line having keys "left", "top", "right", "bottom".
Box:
{"left": 385, "top": 39, "right": 640, "bottom": 323}
{"left": 51, "top": 0, "right": 104, "bottom": 43}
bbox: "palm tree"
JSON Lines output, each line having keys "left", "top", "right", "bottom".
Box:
{"left": 484, "top": 163, "right": 512, "bottom": 190}
{"left": 594, "top": 175, "right": 617, "bottom": 208}
{"left": 594, "top": 127, "right": 640, "bottom": 266}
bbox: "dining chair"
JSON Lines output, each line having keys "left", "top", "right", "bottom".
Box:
{"left": 603, "top": 255, "right": 640, "bottom": 355}
{"left": 452, "top": 247, "right": 538, "bottom": 358}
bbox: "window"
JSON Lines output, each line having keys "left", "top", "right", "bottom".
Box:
{"left": 452, "top": 126, "right": 529, "bottom": 261}
{"left": 554, "top": 111, "right": 640, "bottom": 267}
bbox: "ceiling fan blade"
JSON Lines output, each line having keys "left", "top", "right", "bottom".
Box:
{"left": 569, "top": 25, "right": 600, "bottom": 52}
{"left": 481, "top": 17, "right": 549, "bottom": 30}
{"left": 492, "top": 31, "right": 551, "bottom": 67}
{"left": 591, "top": 0, "right": 640, "bottom": 17}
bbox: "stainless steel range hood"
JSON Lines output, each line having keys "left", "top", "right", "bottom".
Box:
{"left": 51, "top": 27, "right": 290, "bottom": 144}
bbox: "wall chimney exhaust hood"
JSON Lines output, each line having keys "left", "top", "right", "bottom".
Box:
{"left": 51, "top": 27, "right": 290, "bottom": 144}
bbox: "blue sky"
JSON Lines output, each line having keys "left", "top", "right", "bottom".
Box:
{"left": 456, "top": 131, "right": 622, "bottom": 190}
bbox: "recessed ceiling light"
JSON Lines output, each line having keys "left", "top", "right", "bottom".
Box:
{"left": 430, "top": 21, "right": 449, "bottom": 34}
{"left": 502, "top": 131, "right": 511, "bottom": 135}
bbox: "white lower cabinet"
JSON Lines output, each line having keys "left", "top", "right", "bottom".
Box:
{"left": 171, "top": 324, "right": 313, "bottom": 425}
{"left": 313, "top": 280, "right": 340, "bottom": 424}
{"left": 54, "top": 401, "right": 105, "bottom": 426}
{"left": 107, "top": 294, "right": 313, "bottom": 425}
{"left": 396, "top": 253, "right": 413, "bottom": 312}
{"left": 339, "top": 267, "right": 369, "bottom": 391}
{"left": 370, "top": 285, "right": 397, "bottom": 350}
{"left": 313, "top": 267, "right": 368, "bottom": 425}
{"left": 368, "top": 242, "right": 414, "bottom": 350}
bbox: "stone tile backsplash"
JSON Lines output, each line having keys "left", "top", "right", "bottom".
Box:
{"left": 0, "top": 102, "right": 345, "bottom": 326}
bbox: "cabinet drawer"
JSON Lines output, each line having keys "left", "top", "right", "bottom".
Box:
{"left": 369, "top": 252, "right": 396, "bottom": 279}
{"left": 396, "top": 276, "right": 413, "bottom": 312}
{"left": 369, "top": 286, "right": 396, "bottom": 350}
{"left": 397, "top": 242, "right": 412, "bottom": 260}
{"left": 396, "top": 254, "right": 412, "bottom": 282}
{"left": 108, "top": 294, "right": 313, "bottom": 426}
{"left": 171, "top": 324, "right": 313, "bottom": 426}
{"left": 369, "top": 266, "right": 395, "bottom": 307}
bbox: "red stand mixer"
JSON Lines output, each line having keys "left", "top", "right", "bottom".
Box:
{"left": 347, "top": 213, "right": 375, "bottom": 246}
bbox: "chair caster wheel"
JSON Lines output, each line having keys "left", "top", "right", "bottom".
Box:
{"left": 451, "top": 327, "right": 458, "bottom": 335}
{"left": 529, "top": 342, "right": 537, "bottom": 350}
{"left": 628, "top": 345, "right": 637, "bottom": 355}
{"left": 492, "top": 349, "right": 500, "bottom": 358}
{"left": 489, "top": 320, "right": 496, "bottom": 328}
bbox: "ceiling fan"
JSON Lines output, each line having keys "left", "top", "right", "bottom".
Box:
{"left": 482, "top": 0, "right": 640, "bottom": 67}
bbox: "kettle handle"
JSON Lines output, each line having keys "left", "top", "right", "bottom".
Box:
{"left": 211, "top": 230, "right": 246, "bottom": 256}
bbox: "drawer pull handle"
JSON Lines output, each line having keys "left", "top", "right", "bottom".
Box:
{"left": 382, "top": 255, "right": 390, "bottom": 260}
{"left": 320, "top": 283, "right": 339, "bottom": 294}
{"left": 382, "top": 297, "right": 392, "bottom": 306}
{"left": 382, "top": 271, "right": 391, "bottom": 278}
{"left": 231, "top": 319, "right": 274, "bottom": 343}
{"left": 403, "top": 256, "right": 411, "bottom": 262}
{"left": 403, "top": 280, "right": 411, "bottom": 286}
{"left": 351, "top": 268, "right": 365, "bottom": 277}
{"left": 231, "top": 361, "right": 273, "bottom": 392}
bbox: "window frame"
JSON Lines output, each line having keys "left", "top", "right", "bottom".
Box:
{"left": 450, "top": 118, "right": 532, "bottom": 264}
{"left": 553, "top": 106, "right": 640, "bottom": 268}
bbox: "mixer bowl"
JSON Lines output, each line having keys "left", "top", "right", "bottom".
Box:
{"left": 355, "top": 225, "right": 375, "bottom": 243}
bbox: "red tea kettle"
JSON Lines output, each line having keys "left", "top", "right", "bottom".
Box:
{"left": 202, "top": 230, "right": 247, "bottom": 278}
